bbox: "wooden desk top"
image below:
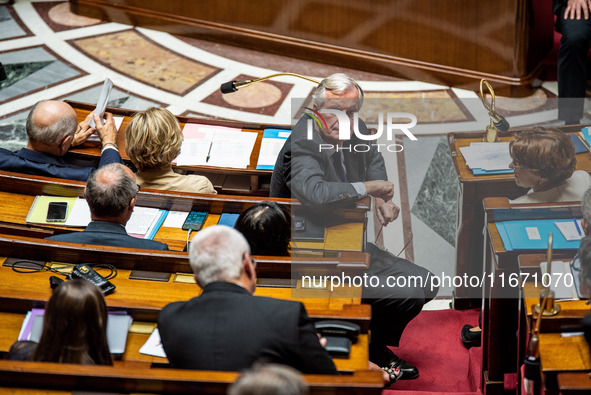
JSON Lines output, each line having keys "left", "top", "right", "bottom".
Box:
{"left": 0, "top": 359, "right": 384, "bottom": 394}
{"left": 448, "top": 128, "right": 591, "bottom": 184}
{"left": 66, "top": 100, "right": 290, "bottom": 177}
{"left": 517, "top": 254, "right": 591, "bottom": 379}
{"left": 0, "top": 190, "right": 366, "bottom": 252}
{"left": 0, "top": 255, "right": 370, "bottom": 372}
{"left": 539, "top": 332, "right": 591, "bottom": 373}
{"left": 0, "top": 256, "right": 366, "bottom": 319}
{"left": 0, "top": 311, "right": 368, "bottom": 373}
{"left": 484, "top": 198, "right": 582, "bottom": 259}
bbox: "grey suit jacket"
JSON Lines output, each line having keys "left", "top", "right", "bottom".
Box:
{"left": 270, "top": 114, "right": 388, "bottom": 207}
{"left": 46, "top": 221, "right": 168, "bottom": 250}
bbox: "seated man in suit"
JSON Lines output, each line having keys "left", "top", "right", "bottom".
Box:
{"left": 46, "top": 163, "right": 168, "bottom": 250}
{"left": 158, "top": 225, "right": 337, "bottom": 374}
{"left": 0, "top": 100, "right": 122, "bottom": 181}
{"left": 270, "top": 73, "right": 437, "bottom": 381}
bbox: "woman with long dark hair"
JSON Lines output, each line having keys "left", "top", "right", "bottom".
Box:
{"left": 8, "top": 279, "right": 112, "bottom": 365}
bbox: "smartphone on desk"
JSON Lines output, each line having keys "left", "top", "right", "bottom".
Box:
{"left": 182, "top": 211, "right": 208, "bottom": 231}
{"left": 46, "top": 202, "right": 68, "bottom": 222}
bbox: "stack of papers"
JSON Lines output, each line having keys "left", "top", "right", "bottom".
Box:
{"left": 256, "top": 128, "right": 291, "bottom": 170}
{"left": 61, "top": 197, "right": 167, "bottom": 240}
{"left": 176, "top": 124, "right": 258, "bottom": 169}
{"left": 459, "top": 142, "right": 513, "bottom": 175}
{"left": 555, "top": 219, "right": 584, "bottom": 241}
{"left": 540, "top": 260, "right": 579, "bottom": 300}
{"left": 19, "top": 308, "right": 133, "bottom": 354}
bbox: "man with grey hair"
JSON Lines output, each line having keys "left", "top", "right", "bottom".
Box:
{"left": 46, "top": 163, "right": 168, "bottom": 250}
{"left": 157, "top": 225, "right": 337, "bottom": 374}
{"left": 270, "top": 73, "right": 437, "bottom": 380}
{"left": 0, "top": 100, "right": 122, "bottom": 181}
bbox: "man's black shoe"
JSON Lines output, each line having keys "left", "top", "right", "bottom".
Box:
{"left": 461, "top": 324, "right": 481, "bottom": 349}
{"left": 382, "top": 349, "right": 419, "bottom": 380}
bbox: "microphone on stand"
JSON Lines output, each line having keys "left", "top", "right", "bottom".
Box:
{"left": 479, "top": 79, "right": 510, "bottom": 142}
{"left": 220, "top": 73, "right": 320, "bottom": 94}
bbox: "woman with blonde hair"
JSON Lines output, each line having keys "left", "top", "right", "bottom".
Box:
{"left": 125, "top": 107, "right": 216, "bottom": 194}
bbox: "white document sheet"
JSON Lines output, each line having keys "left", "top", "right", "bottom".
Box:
{"left": 139, "top": 328, "right": 167, "bottom": 358}
{"left": 459, "top": 142, "right": 512, "bottom": 171}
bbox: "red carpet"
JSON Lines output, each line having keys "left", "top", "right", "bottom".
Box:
{"left": 382, "top": 308, "right": 481, "bottom": 394}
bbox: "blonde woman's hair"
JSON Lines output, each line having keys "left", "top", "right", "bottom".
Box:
{"left": 125, "top": 107, "right": 183, "bottom": 172}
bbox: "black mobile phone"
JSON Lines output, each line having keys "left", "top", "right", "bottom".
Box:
{"left": 182, "top": 211, "right": 208, "bottom": 231}
{"left": 46, "top": 202, "right": 68, "bottom": 222}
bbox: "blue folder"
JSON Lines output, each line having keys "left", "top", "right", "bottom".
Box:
{"left": 569, "top": 133, "right": 589, "bottom": 154}
{"left": 581, "top": 128, "right": 591, "bottom": 148}
{"left": 472, "top": 168, "right": 514, "bottom": 176}
{"left": 256, "top": 128, "right": 291, "bottom": 170}
{"left": 218, "top": 213, "right": 240, "bottom": 227}
{"left": 496, "top": 219, "right": 581, "bottom": 251}
{"left": 146, "top": 210, "right": 168, "bottom": 240}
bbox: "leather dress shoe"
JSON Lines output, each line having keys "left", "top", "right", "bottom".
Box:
{"left": 382, "top": 349, "right": 419, "bottom": 380}
{"left": 461, "top": 324, "right": 481, "bottom": 349}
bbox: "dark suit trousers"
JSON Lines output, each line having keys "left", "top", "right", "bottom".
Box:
{"left": 362, "top": 243, "right": 438, "bottom": 365}
{"left": 557, "top": 7, "right": 591, "bottom": 122}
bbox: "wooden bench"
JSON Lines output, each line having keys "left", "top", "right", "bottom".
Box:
{"left": 0, "top": 360, "right": 384, "bottom": 394}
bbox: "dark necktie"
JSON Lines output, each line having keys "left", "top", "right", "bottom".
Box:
{"left": 331, "top": 151, "right": 347, "bottom": 182}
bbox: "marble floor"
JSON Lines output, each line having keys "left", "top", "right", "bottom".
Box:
{"left": 1, "top": 0, "right": 587, "bottom": 299}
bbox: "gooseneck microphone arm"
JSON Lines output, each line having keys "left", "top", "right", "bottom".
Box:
{"left": 220, "top": 73, "right": 321, "bottom": 94}
{"left": 479, "top": 79, "right": 510, "bottom": 133}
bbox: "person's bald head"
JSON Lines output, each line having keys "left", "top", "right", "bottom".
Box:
{"left": 85, "top": 163, "right": 138, "bottom": 221}
{"left": 26, "top": 100, "right": 78, "bottom": 148}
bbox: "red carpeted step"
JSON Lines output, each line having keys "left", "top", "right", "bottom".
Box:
{"left": 385, "top": 392, "right": 481, "bottom": 395}
{"left": 381, "top": 308, "right": 480, "bottom": 394}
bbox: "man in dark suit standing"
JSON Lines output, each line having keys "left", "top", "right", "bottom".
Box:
{"left": 158, "top": 225, "right": 337, "bottom": 374}
{"left": 0, "top": 100, "right": 122, "bottom": 181}
{"left": 46, "top": 163, "right": 168, "bottom": 250}
{"left": 270, "top": 73, "right": 437, "bottom": 380}
{"left": 554, "top": 0, "right": 591, "bottom": 124}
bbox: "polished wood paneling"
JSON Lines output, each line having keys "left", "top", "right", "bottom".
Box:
{"left": 69, "top": 0, "right": 553, "bottom": 95}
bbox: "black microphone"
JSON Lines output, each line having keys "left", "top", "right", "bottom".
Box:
{"left": 491, "top": 113, "right": 510, "bottom": 133}
{"left": 220, "top": 79, "right": 255, "bottom": 94}
{"left": 220, "top": 81, "right": 237, "bottom": 94}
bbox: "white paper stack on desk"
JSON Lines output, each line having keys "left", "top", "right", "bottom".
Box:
{"left": 63, "top": 198, "right": 167, "bottom": 239}
{"left": 459, "top": 141, "right": 512, "bottom": 171}
{"left": 176, "top": 124, "right": 257, "bottom": 169}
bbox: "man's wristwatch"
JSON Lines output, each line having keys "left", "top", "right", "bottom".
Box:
{"left": 101, "top": 142, "right": 118, "bottom": 152}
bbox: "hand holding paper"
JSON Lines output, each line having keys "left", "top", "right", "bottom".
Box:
{"left": 71, "top": 112, "right": 97, "bottom": 147}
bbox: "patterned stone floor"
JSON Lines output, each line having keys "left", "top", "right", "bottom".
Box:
{"left": 1, "top": 0, "right": 586, "bottom": 297}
